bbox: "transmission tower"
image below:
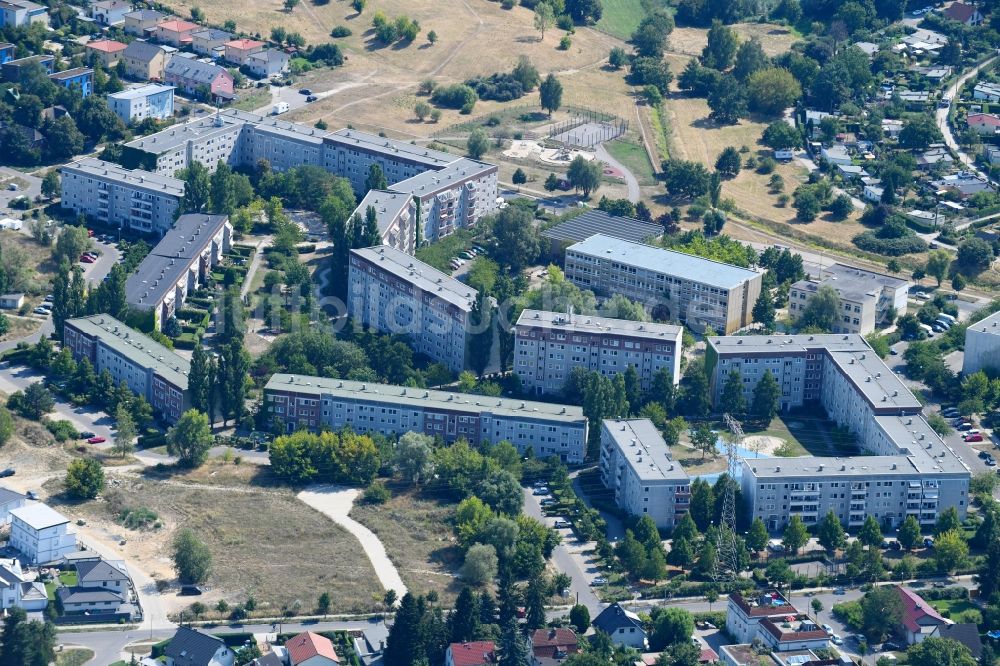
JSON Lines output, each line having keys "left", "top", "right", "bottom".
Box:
{"left": 713, "top": 413, "right": 744, "bottom": 582}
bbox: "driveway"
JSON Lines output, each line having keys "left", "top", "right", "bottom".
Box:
{"left": 297, "top": 485, "right": 408, "bottom": 603}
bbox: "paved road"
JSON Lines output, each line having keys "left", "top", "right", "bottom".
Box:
{"left": 594, "top": 143, "right": 640, "bottom": 203}
{"left": 936, "top": 55, "right": 999, "bottom": 182}
{"left": 0, "top": 168, "right": 41, "bottom": 212}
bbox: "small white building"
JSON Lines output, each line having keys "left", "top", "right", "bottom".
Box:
{"left": 820, "top": 144, "right": 852, "bottom": 166}
{"left": 726, "top": 591, "right": 799, "bottom": 644}
{"left": 0, "top": 486, "right": 25, "bottom": 523}
{"left": 107, "top": 83, "right": 175, "bottom": 123}
{"left": 9, "top": 504, "right": 77, "bottom": 564}
{"left": 592, "top": 603, "right": 646, "bottom": 649}
{"left": 0, "top": 558, "right": 47, "bottom": 611}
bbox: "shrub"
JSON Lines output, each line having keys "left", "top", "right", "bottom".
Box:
{"left": 559, "top": 35, "right": 572, "bottom": 50}
{"left": 431, "top": 84, "right": 478, "bottom": 112}
{"left": 362, "top": 480, "right": 392, "bottom": 504}
{"left": 44, "top": 419, "right": 79, "bottom": 442}
{"left": 465, "top": 73, "right": 525, "bottom": 102}
{"left": 330, "top": 25, "right": 352, "bottom": 37}
{"left": 119, "top": 506, "right": 160, "bottom": 530}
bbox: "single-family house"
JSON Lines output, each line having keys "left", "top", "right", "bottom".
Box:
{"left": 820, "top": 144, "right": 852, "bottom": 166}
{"left": 917, "top": 145, "right": 953, "bottom": 169}
{"left": 86, "top": 39, "right": 127, "bottom": 67}
{"left": 882, "top": 118, "right": 903, "bottom": 138}
{"left": 943, "top": 1, "right": 983, "bottom": 25}
{"left": 0, "top": 43, "right": 13, "bottom": 64}
{"left": 89, "top": 0, "right": 131, "bottom": 26}
{"left": 907, "top": 209, "right": 939, "bottom": 227}
{"left": 56, "top": 586, "right": 127, "bottom": 615}
{"left": 251, "top": 655, "right": 286, "bottom": 666}
{"left": 287, "top": 631, "right": 340, "bottom": 666}
{"left": 0, "top": 559, "right": 47, "bottom": 611}
{"left": 123, "top": 8, "right": 165, "bottom": 36}
{"left": 164, "top": 57, "right": 233, "bottom": 99}
{"left": 854, "top": 41, "right": 879, "bottom": 57}
{"left": 0, "top": 0, "right": 48, "bottom": 28}
{"left": 911, "top": 66, "right": 952, "bottom": 81}
{"left": 758, "top": 617, "right": 831, "bottom": 652}
{"left": 897, "top": 586, "right": 950, "bottom": 645}
{"left": 75, "top": 558, "right": 129, "bottom": 593}
{"left": 224, "top": 38, "right": 265, "bottom": 65}
{"left": 0, "top": 292, "right": 24, "bottom": 310}
{"left": 929, "top": 624, "right": 982, "bottom": 659}
{"left": 902, "top": 28, "right": 948, "bottom": 51}
{"left": 896, "top": 90, "right": 932, "bottom": 107}
{"left": 445, "top": 642, "right": 497, "bottom": 666}
{"left": 9, "top": 503, "right": 77, "bottom": 564}
{"left": 0, "top": 486, "right": 24, "bottom": 521}
{"left": 155, "top": 19, "right": 200, "bottom": 47}
{"left": 974, "top": 82, "right": 1000, "bottom": 103}
{"left": 245, "top": 49, "right": 290, "bottom": 78}
{"left": 164, "top": 627, "right": 235, "bottom": 666}
{"left": 931, "top": 172, "right": 992, "bottom": 198}
{"left": 123, "top": 40, "right": 171, "bottom": 80}
{"left": 0, "top": 122, "right": 44, "bottom": 151}
{"left": 836, "top": 164, "right": 868, "bottom": 180}
{"left": 967, "top": 112, "right": 1000, "bottom": 136}
{"left": 593, "top": 603, "right": 646, "bottom": 649}
{"left": 108, "top": 83, "right": 175, "bottom": 122}
{"left": 49, "top": 67, "right": 94, "bottom": 98}
{"left": 190, "top": 28, "right": 232, "bottom": 57}
{"left": 531, "top": 628, "right": 579, "bottom": 666}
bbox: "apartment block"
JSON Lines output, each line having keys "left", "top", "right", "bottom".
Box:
{"left": 354, "top": 189, "right": 417, "bottom": 254}
{"left": 963, "top": 310, "right": 1000, "bottom": 375}
{"left": 107, "top": 83, "right": 175, "bottom": 123}
{"left": 347, "top": 245, "right": 475, "bottom": 373}
{"left": 49, "top": 67, "right": 94, "bottom": 97}
{"left": 60, "top": 157, "right": 183, "bottom": 236}
{"left": 563, "top": 234, "right": 763, "bottom": 334}
{"left": 63, "top": 314, "right": 191, "bottom": 422}
{"left": 9, "top": 504, "right": 76, "bottom": 564}
{"left": 705, "top": 333, "right": 970, "bottom": 530}
{"left": 599, "top": 419, "right": 690, "bottom": 529}
{"left": 122, "top": 110, "right": 499, "bottom": 243}
{"left": 514, "top": 309, "right": 682, "bottom": 397}
{"left": 789, "top": 263, "right": 910, "bottom": 335}
{"left": 264, "top": 374, "right": 588, "bottom": 462}
{"left": 0, "top": 0, "right": 47, "bottom": 28}
{"left": 124, "top": 213, "right": 232, "bottom": 329}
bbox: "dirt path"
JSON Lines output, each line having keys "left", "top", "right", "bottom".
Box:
{"left": 297, "top": 485, "right": 408, "bottom": 602}
{"left": 595, "top": 143, "right": 639, "bottom": 202}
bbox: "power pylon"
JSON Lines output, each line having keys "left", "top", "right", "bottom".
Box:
{"left": 713, "top": 413, "right": 744, "bottom": 582}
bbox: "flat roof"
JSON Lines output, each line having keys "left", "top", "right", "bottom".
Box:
{"left": 351, "top": 244, "right": 477, "bottom": 313}
{"left": 62, "top": 157, "right": 184, "bottom": 197}
{"left": 967, "top": 310, "right": 1000, "bottom": 337}
{"left": 603, "top": 419, "right": 688, "bottom": 482}
{"left": 66, "top": 314, "right": 190, "bottom": 389}
{"left": 49, "top": 67, "right": 93, "bottom": 81}
{"left": 109, "top": 83, "right": 175, "bottom": 100}
{"left": 329, "top": 128, "right": 455, "bottom": 169}
{"left": 540, "top": 209, "right": 663, "bottom": 245}
{"left": 515, "top": 309, "right": 682, "bottom": 342}
{"left": 391, "top": 158, "right": 494, "bottom": 196}
{"left": 124, "top": 109, "right": 247, "bottom": 154}
{"left": 355, "top": 189, "right": 411, "bottom": 234}
{"left": 125, "top": 214, "right": 230, "bottom": 310}
{"left": 10, "top": 503, "right": 69, "bottom": 530}
{"left": 266, "top": 373, "right": 587, "bottom": 424}
{"left": 566, "top": 234, "right": 761, "bottom": 290}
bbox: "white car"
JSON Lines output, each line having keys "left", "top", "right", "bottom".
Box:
{"left": 591, "top": 577, "right": 608, "bottom": 586}
{"left": 822, "top": 624, "right": 833, "bottom": 633}
{"left": 832, "top": 635, "right": 843, "bottom": 646}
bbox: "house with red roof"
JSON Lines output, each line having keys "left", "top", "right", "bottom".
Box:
{"left": 943, "top": 2, "right": 983, "bottom": 25}
{"left": 287, "top": 631, "right": 340, "bottom": 666}
{"left": 896, "top": 586, "right": 950, "bottom": 645}
{"left": 531, "top": 628, "right": 579, "bottom": 666}
{"left": 224, "top": 38, "right": 265, "bottom": 65}
{"left": 967, "top": 113, "right": 1000, "bottom": 136}
{"left": 446, "top": 641, "right": 497, "bottom": 666}
{"left": 154, "top": 19, "right": 200, "bottom": 47}
{"left": 85, "top": 38, "right": 127, "bottom": 66}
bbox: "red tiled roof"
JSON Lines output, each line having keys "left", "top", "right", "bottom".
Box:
{"left": 87, "top": 39, "right": 127, "bottom": 53}
{"left": 968, "top": 113, "right": 1000, "bottom": 127}
{"left": 531, "top": 628, "right": 578, "bottom": 651}
{"left": 448, "top": 642, "right": 497, "bottom": 666}
{"left": 226, "top": 38, "right": 265, "bottom": 50}
{"left": 699, "top": 648, "right": 719, "bottom": 663}
{"left": 944, "top": 2, "right": 978, "bottom": 21}
{"left": 896, "top": 586, "right": 947, "bottom": 633}
{"left": 287, "top": 631, "right": 340, "bottom": 666}
{"left": 158, "top": 19, "right": 199, "bottom": 32}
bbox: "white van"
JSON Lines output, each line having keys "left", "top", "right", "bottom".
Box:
{"left": 272, "top": 102, "right": 289, "bottom": 115}
{"left": 937, "top": 313, "right": 957, "bottom": 324}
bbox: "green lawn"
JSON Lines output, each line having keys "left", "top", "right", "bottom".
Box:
{"left": 928, "top": 598, "right": 980, "bottom": 622}
{"left": 595, "top": 0, "right": 646, "bottom": 39}
{"left": 604, "top": 139, "right": 657, "bottom": 186}
{"left": 56, "top": 649, "right": 95, "bottom": 666}
{"left": 46, "top": 571, "right": 78, "bottom": 600}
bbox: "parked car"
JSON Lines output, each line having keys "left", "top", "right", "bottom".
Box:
{"left": 0, "top": 468, "right": 14, "bottom": 478}
{"left": 180, "top": 585, "right": 203, "bottom": 595}
{"left": 958, "top": 422, "right": 975, "bottom": 431}
{"left": 43, "top": 294, "right": 53, "bottom": 302}
{"left": 532, "top": 486, "right": 549, "bottom": 495}
{"left": 25, "top": 490, "right": 37, "bottom": 500}
{"left": 833, "top": 587, "right": 846, "bottom": 595}
{"left": 980, "top": 450, "right": 992, "bottom": 459}
{"left": 883, "top": 642, "right": 902, "bottom": 651}
{"left": 298, "top": 88, "right": 312, "bottom": 95}
{"left": 32, "top": 307, "right": 49, "bottom": 315}
{"left": 554, "top": 520, "right": 572, "bottom": 528}
{"left": 822, "top": 624, "right": 833, "bottom": 633}
{"left": 832, "top": 635, "right": 844, "bottom": 646}
{"left": 924, "top": 537, "right": 935, "bottom": 547}
{"left": 941, "top": 408, "right": 959, "bottom": 418}
{"left": 590, "top": 577, "right": 608, "bottom": 586}
{"left": 79, "top": 254, "right": 95, "bottom": 264}
{"left": 86, "top": 436, "right": 106, "bottom": 444}
{"left": 306, "top": 95, "right": 318, "bottom": 102}
{"left": 986, "top": 457, "right": 996, "bottom": 466}
{"left": 79, "top": 431, "right": 95, "bottom": 439}
{"left": 964, "top": 433, "right": 984, "bottom": 442}
{"left": 540, "top": 498, "right": 557, "bottom": 507}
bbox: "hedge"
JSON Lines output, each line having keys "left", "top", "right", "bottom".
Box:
{"left": 186, "top": 297, "right": 214, "bottom": 309}
{"left": 296, "top": 244, "right": 317, "bottom": 254}
{"left": 231, "top": 244, "right": 256, "bottom": 257}
{"left": 151, "top": 639, "right": 171, "bottom": 658}
{"left": 173, "top": 333, "right": 199, "bottom": 350}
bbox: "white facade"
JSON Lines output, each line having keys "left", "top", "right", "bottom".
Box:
{"left": 514, "top": 310, "right": 682, "bottom": 397}
{"left": 789, "top": 263, "right": 909, "bottom": 335}
{"left": 107, "top": 84, "right": 175, "bottom": 123}
{"left": 60, "top": 157, "right": 182, "bottom": 236}
{"left": 9, "top": 504, "right": 76, "bottom": 564}
{"left": 347, "top": 245, "right": 475, "bottom": 373}
{"left": 963, "top": 311, "right": 1000, "bottom": 376}
{"left": 599, "top": 419, "right": 690, "bottom": 529}
{"left": 0, "top": 487, "right": 25, "bottom": 524}
{"left": 726, "top": 592, "right": 799, "bottom": 644}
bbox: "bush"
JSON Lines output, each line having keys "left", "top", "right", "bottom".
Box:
{"left": 44, "top": 419, "right": 79, "bottom": 442}
{"left": 362, "top": 480, "right": 392, "bottom": 504}
{"left": 119, "top": 506, "right": 160, "bottom": 530}
{"left": 853, "top": 231, "right": 928, "bottom": 256}
{"left": 330, "top": 25, "right": 352, "bottom": 37}
{"left": 465, "top": 73, "right": 525, "bottom": 102}
{"left": 559, "top": 35, "right": 572, "bottom": 50}
{"left": 431, "top": 84, "right": 478, "bottom": 112}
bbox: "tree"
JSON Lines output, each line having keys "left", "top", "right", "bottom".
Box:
{"left": 113, "top": 405, "right": 137, "bottom": 458}
{"left": 172, "top": 528, "right": 212, "bottom": 584}
{"left": 394, "top": 432, "right": 435, "bottom": 484}
{"left": 715, "top": 147, "right": 741, "bottom": 177}
{"left": 935, "top": 506, "right": 961, "bottom": 536}
{"left": 951, "top": 273, "right": 966, "bottom": 293}
{"left": 899, "top": 115, "right": 942, "bottom": 151}
{"left": 365, "top": 163, "right": 388, "bottom": 192}
{"left": 0, "top": 608, "right": 56, "bottom": 666}
{"left": 632, "top": 11, "right": 674, "bottom": 58}
{"left": 608, "top": 47, "right": 627, "bottom": 69}
{"left": 564, "top": 603, "right": 590, "bottom": 633}
{"left": 566, "top": 154, "right": 601, "bottom": 197}
{"left": 565, "top": 0, "right": 602, "bottom": 23}
{"left": 733, "top": 37, "right": 768, "bottom": 81}
{"left": 829, "top": 194, "right": 853, "bottom": 220}
{"left": 720, "top": 369, "right": 746, "bottom": 415}
{"left": 814, "top": 510, "right": 846, "bottom": 553}
{"left": 64, "top": 458, "right": 104, "bottom": 499}
{"left": 467, "top": 292, "right": 493, "bottom": 377}
{"left": 762, "top": 120, "right": 802, "bottom": 150}
{"left": 858, "top": 515, "right": 883, "bottom": 548}
{"left": 512, "top": 168, "right": 527, "bottom": 187}
{"left": 462, "top": 543, "right": 498, "bottom": 585}
{"left": 907, "top": 638, "right": 976, "bottom": 666}
{"left": 499, "top": 613, "right": 531, "bottom": 666}
{"left": 797, "top": 284, "right": 839, "bottom": 331}
{"left": 539, "top": 73, "right": 563, "bottom": 117}
{"left": 782, "top": 515, "right": 809, "bottom": 554}
{"left": 428, "top": 30, "right": 438, "bottom": 44}
{"left": 747, "top": 517, "right": 768, "bottom": 553}
{"left": 650, "top": 607, "right": 694, "bottom": 650}
{"left": 750, "top": 371, "right": 780, "bottom": 422}
{"left": 707, "top": 76, "right": 747, "bottom": 124}
{"left": 180, "top": 161, "right": 211, "bottom": 213}
{"left": 701, "top": 21, "right": 738, "bottom": 70}
{"left": 167, "top": 409, "right": 214, "bottom": 467}
{"left": 492, "top": 205, "right": 539, "bottom": 271}
{"left": 765, "top": 558, "right": 793, "bottom": 590}
{"left": 284, "top": 0, "right": 300, "bottom": 10}
{"left": 450, "top": 587, "right": 481, "bottom": 642}
{"left": 11, "top": 382, "right": 54, "bottom": 420}
{"left": 925, "top": 250, "right": 951, "bottom": 287}
{"left": 747, "top": 67, "right": 802, "bottom": 116}
{"left": 468, "top": 128, "right": 490, "bottom": 159}
{"left": 934, "top": 529, "right": 968, "bottom": 573}
{"left": 42, "top": 115, "right": 84, "bottom": 160}
{"left": 189, "top": 343, "right": 210, "bottom": 415}
{"left": 794, "top": 188, "right": 821, "bottom": 222}
{"left": 534, "top": 2, "right": 556, "bottom": 39}
{"left": 752, "top": 290, "right": 776, "bottom": 328}
{"left": 690, "top": 423, "right": 717, "bottom": 461}
{"left": 955, "top": 238, "right": 994, "bottom": 275}
{"left": 55, "top": 225, "right": 91, "bottom": 265}
{"left": 41, "top": 170, "right": 60, "bottom": 200}
{"left": 898, "top": 515, "right": 921, "bottom": 551}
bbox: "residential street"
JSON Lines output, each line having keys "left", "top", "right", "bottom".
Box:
{"left": 936, "top": 54, "right": 999, "bottom": 182}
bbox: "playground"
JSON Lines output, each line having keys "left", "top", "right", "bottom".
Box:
{"left": 502, "top": 140, "right": 596, "bottom": 165}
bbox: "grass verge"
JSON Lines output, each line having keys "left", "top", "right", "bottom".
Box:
{"left": 57, "top": 649, "right": 95, "bottom": 666}
{"left": 604, "top": 139, "right": 657, "bottom": 186}
{"left": 648, "top": 105, "right": 670, "bottom": 163}
{"left": 595, "top": 0, "right": 646, "bottom": 39}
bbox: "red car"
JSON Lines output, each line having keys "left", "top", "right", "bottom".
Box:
{"left": 964, "top": 434, "right": 984, "bottom": 443}
{"left": 80, "top": 254, "right": 95, "bottom": 264}
{"left": 86, "top": 436, "right": 106, "bottom": 444}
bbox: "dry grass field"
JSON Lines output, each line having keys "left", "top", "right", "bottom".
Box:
{"left": 668, "top": 23, "right": 800, "bottom": 58}
{"left": 350, "top": 486, "right": 464, "bottom": 604}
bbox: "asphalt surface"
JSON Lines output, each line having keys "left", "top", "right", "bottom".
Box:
{"left": 936, "top": 55, "right": 999, "bottom": 183}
